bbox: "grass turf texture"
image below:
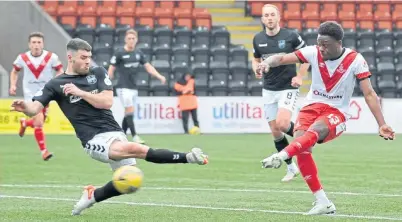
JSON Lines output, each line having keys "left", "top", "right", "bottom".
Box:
{"left": 0, "top": 134, "right": 401, "bottom": 221}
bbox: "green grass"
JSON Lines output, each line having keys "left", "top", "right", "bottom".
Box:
{"left": 0, "top": 134, "right": 401, "bottom": 221}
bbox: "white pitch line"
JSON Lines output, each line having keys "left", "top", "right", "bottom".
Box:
{"left": 1, "top": 184, "right": 402, "bottom": 198}
{"left": 0, "top": 194, "right": 401, "bottom": 221}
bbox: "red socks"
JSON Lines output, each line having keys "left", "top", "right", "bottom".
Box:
{"left": 34, "top": 127, "right": 47, "bottom": 152}
{"left": 284, "top": 130, "right": 319, "bottom": 158}
{"left": 297, "top": 152, "right": 322, "bottom": 193}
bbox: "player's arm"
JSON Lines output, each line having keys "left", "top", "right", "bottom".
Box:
{"left": 63, "top": 67, "right": 114, "bottom": 109}
{"left": 80, "top": 90, "right": 113, "bottom": 110}
{"left": 12, "top": 82, "right": 55, "bottom": 116}
{"left": 108, "top": 52, "right": 120, "bottom": 80}
{"left": 252, "top": 36, "right": 263, "bottom": 78}
{"left": 142, "top": 50, "right": 166, "bottom": 84}
{"left": 263, "top": 52, "right": 301, "bottom": 68}
{"left": 359, "top": 78, "right": 386, "bottom": 127}
{"left": 10, "top": 55, "right": 23, "bottom": 95}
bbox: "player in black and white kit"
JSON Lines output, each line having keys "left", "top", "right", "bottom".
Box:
{"left": 10, "top": 38, "right": 208, "bottom": 216}
{"left": 108, "top": 29, "right": 166, "bottom": 144}
{"left": 253, "top": 4, "right": 309, "bottom": 182}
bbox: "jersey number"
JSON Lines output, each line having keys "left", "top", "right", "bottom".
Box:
{"left": 327, "top": 114, "right": 340, "bottom": 125}
{"left": 286, "top": 92, "right": 293, "bottom": 99}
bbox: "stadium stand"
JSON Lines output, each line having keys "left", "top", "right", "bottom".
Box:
{"left": 36, "top": 0, "right": 402, "bottom": 98}
{"left": 246, "top": 0, "right": 402, "bottom": 98}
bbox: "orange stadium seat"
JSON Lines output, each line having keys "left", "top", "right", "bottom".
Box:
{"left": 158, "top": 18, "right": 174, "bottom": 29}
{"left": 195, "top": 19, "right": 211, "bottom": 30}
{"left": 57, "top": 6, "right": 76, "bottom": 16}
{"left": 396, "top": 21, "right": 402, "bottom": 29}
{"left": 99, "top": 16, "right": 116, "bottom": 28}
{"left": 356, "top": 3, "right": 373, "bottom": 21}
{"left": 102, "top": 0, "right": 117, "bottom": 8}
{"left": 81, "top": 0, "right": 98, "bottom": 8}
{"left": 97, "top": 6, "right": 116, "bottom": 17}
{"left": 359, "top": 21, "right": 375, "bottom": 30}
{"left": 375, "top": 3, "right": 391, "bottom": 21}
{"left": 80, "top": 16, "right": 97, "bottom": 27}
{"left": 60, "top": 16, "right": 77, "bottom": 28}
{"left": 121, "top": 1, "right": 136, "bottom": 9}
{"left": 159, "top": 1, "right": 175, "bottom": 9}
{"left": 176, "top": 18, "right": 193, "bottom": 29}
{"left": 116, "top": 6, "right": 135, "bottom": 17}
{"left": 42, "top": 1, "right": 58, "bottom": 16}
{"left": 320, "top": 3, "right": 338, "bottom": 20}
{"left": 135, "top": 7, "right": 154, "bottom": 18}
{"left": 118, "top": 17, "right": 135, "bottom": 27}
{"left": 193, "top": 8, "right": 210, "bottom": 19}
{"left": 338, "top": 3, "right": 356, "bottom": 21}
{"left": 62, "top": 1, "right": 78, "bottom": 8}
{"left": 78, "top": 5, "right": 97, "bottom": 16}
{"left": 284, "top": 3, "right": 301, "bottom": 20}
{"left": 302, "top": 3, "right": 319, "bottom": 20}
{"left": 174, "top": 8, "right": 192, "bottom": 18}
{"left": 178, "top": 1, "right": 194, "bottom": 9}
{"left": 341, "top": 21, "right": 356, "bottom": 30}
{"left": 141, "top": 1, "right": 156, "bottom": 9}
{"left": 287, "top": 20, "right": 302, "bottom": 30}
{"left": 392, "top": 3, "right": 402, "bottom": 21}
{"left": 155, "top": 8, "right": 173, "bottom": 18}
{"left": 250, "top": 2, "right": 283, "bottom": 17}
{"left": 305, "top": 20, "right": 320, "bottom": 29}
{"left": 138, "top": 17, "right": 154, "bottom": 28}
{"left": 377, "top": 21, "right": 393, "bottom": 31}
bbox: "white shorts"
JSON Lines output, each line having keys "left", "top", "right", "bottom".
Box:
{"left": 116, "top": 88, "right": 138, "bottom": 108}
{"left": 84, "top": 131, "right": 137, "bottom": 171}
{"left": 262, "top": 89, "right": 299, "bottom": 122}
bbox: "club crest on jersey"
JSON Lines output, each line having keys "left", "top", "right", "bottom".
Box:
{"left": 278, "top": 40, "right": 286, "bottom": 49}
{"left": 86, "top": 75, "right": 97, "bottom": 84}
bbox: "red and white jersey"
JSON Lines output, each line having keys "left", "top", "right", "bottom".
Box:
{"left": 13, "top": 50, "right": 62, "bottom": 101}
{"left": 294, "top": 46, "right": 371, "bottom": 119}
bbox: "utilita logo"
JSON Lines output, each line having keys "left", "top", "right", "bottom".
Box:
{"left": 134, "top": 103, "right": 181, "bottom": 120}
{"left": 213, "top": 102, "right": 262, "bottom": 119}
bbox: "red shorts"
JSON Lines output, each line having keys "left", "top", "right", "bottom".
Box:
{"left": 294, "top": 103, "right": 346, "bottom": 144}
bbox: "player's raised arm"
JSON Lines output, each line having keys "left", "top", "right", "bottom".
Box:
{"left": 263, "top": 52, "right": 301, "bottom": 68}
{"left": 11, "top": 100, "right": 44, "bottom": 117}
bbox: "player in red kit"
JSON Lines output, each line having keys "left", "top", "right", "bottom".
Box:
{"left": 258, "top": 22, "right": 395, "bottom": 215}
{"left": 9, "top": 32, "right": 63, "bottom": 161}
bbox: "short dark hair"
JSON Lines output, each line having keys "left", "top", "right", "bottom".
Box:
{"left": 67, "top": 38, "right": 92, "bottom": 52}
{"left": 28, "top": 32, "right": 44, "bottom": 42}
{"left": 318, "top": 21, "right": 344, "bottom": 41}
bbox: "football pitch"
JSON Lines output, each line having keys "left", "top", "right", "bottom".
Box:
{"left": 1, "top": 134, "right": 401, "bottom": 221}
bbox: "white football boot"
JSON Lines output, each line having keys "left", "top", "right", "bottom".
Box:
{"left": 261, "top": 153, "right": 283, "bottom": 169}
{"left": 133, "top": 135, "right": 145, "bottom": 144}
{"left": 71, "top": 185, "right": 96, "bottom": 216}
{"left": 281, "top": 162, "right": 300, "bottom": 182}
{"left": 186, "top": 148, "right": 208, "bottom": 165}
{"left": 304, "top": 201, "right": 336, "bottom": 215}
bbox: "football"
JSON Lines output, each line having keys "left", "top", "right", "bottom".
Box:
{"left": 189, "top": 126, "right": 201, "bottom": 135}
{"left": 112, "top": 165, "right": 144, "bottom": 194}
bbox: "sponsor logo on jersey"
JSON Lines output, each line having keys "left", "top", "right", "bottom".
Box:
{"left": 313, "top": 90, "right": 343, "bottom": 100}
{"left": 258, "top": 43, "right": 268, "bottom": 47}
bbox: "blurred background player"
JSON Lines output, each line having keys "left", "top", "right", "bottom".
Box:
{"left": 9, "top": 32, "right": 63, "bottom": 161}
{"left": 260, "top": 21, "right": 395, "bottom": 215}
{"left": 108, "top": 29, "right": 166, "bottom": 144}
{"left": 252, "top": 4, "right": 309, "bottom": 182}
{"left": 10, "top": 38, "right": 208, "bottom": 215}
{"left": 174, "top": 73, "right": 200, "bottom": 134}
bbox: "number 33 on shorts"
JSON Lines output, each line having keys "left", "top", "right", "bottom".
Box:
{"left": 327, "top": 113, "right": 346, "bottom": 136}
